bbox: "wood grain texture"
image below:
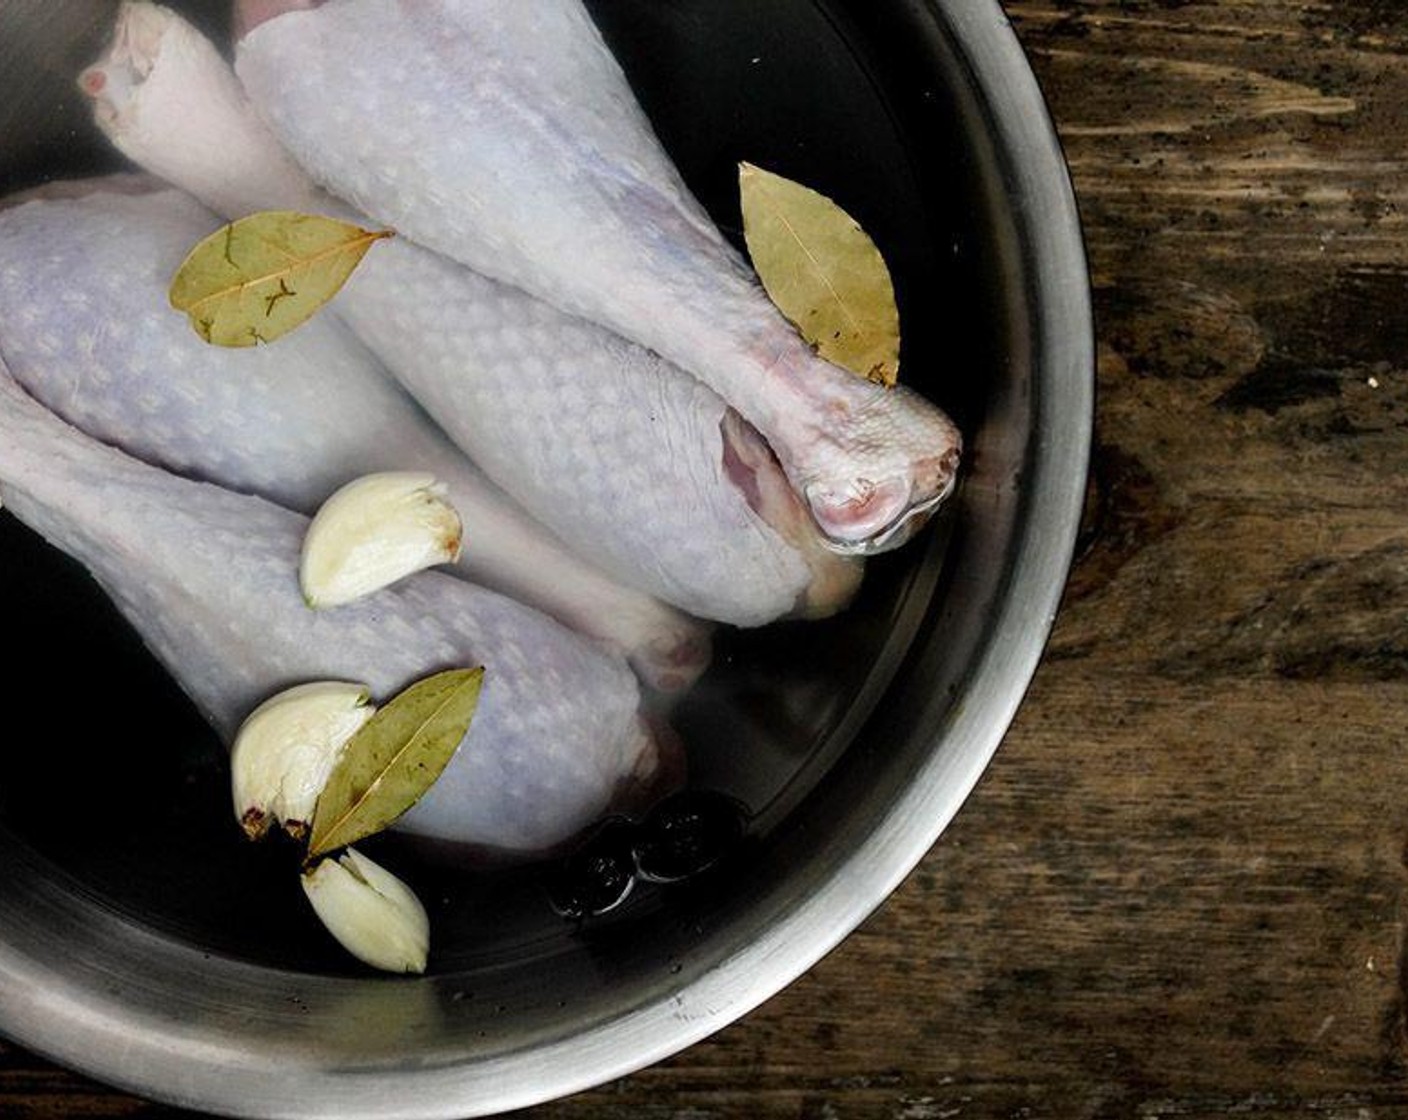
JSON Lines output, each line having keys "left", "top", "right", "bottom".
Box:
{"left": 6, "top": 0, "right": 1408, "bottom": 1117}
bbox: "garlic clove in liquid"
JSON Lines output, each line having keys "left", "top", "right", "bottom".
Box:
{"left": 301, "top": 847, "right": 430, "bottom": 974}
{"left": 300, "top": 472, "right": 462, "bottom": 608}
{"left": 231, "top": 680, "right": 375, "bottom": 840}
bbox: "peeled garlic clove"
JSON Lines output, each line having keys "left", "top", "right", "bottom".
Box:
{"left": 301, "top": 847, "right": 429, "bottom": 974}
{"left": 231, "top": 680, "right": 375, "bottom": 840}
{"left": 300, "top": 472, "right": 463, "bottom": 608}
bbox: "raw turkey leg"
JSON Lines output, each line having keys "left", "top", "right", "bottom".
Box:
{"left": 0, "top": 362, "right": 660, "bottom": 856}
{"left": 82, "top": 2, "right": 861, "bottom": 628}
{"left": 0, "top": 179, "right": 707, "bottom": 693}
{"left": 234, "top": 0, "right": 964, "bottom": 552}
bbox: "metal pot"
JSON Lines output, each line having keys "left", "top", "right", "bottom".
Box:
{"left": 0, "top": 1, "right": 1092, "bottom": 1115}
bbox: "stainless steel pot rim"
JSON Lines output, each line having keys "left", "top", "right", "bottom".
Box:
{"left": 0, "top": 1, "right": 1093, "bottom": 1115}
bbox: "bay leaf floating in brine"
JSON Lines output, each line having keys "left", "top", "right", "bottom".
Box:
{"left": 739, "top": 162, "right": 900, "bottom": 387}
{"left": 169, "top": 210, "right": 392, "bottom": 348}
{"left": 307, "top": 667, "right": 484, "bottom": 859}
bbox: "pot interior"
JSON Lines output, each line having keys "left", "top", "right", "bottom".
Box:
{"left": 0, "top": 1, "right": 1089, "bottom": 1115}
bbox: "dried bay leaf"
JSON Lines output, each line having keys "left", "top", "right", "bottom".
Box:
{"left": 739, "top": 162, "right": 900, "bottom": 387}
{"left": 169, "top": 210, "right": 392, "bottom": 348}
{"left": 307, "top": 667, "right": 484, "bottom": 859}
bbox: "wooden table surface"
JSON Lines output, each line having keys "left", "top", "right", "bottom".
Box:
{"left": 6, "top": 0, "right": 1408, "bottom": 1116}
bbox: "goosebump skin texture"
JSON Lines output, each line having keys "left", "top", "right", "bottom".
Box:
{"left": 0, "top": 365, "right": 658, "bottom": 856}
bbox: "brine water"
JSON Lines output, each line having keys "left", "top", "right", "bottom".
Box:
{"left": 0, "top": 0, "right": 976, "bottom": 973}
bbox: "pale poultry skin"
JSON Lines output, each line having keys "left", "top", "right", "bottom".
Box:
{"left": 81, "top": 1, "right": 861, "bottom": 629}
{"left": 0, "top": 179, "right": 708, "bottom": 691}
{"left": 0, "top": 365, "right": 660, "bottom": 857}
{"left": 235, "top": 0, "right": 964, "bottom": 552}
